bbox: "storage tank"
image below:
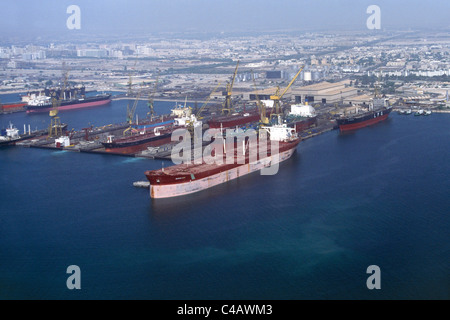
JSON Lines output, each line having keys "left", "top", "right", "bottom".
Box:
{"left": 303, "top": 71, "right": 312, "bottom": 81}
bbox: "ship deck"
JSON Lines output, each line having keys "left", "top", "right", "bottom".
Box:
{"left": 152, "top": 138, "right": 300, "bottom": 176}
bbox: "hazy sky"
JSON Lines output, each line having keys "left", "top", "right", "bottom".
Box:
{"left": 0, "top": 0, "right": 448, "bottom": 39}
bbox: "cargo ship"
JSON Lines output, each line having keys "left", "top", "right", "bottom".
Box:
{"left": 0, "top": 122, "right": 37, "bottom": 146}
{"left": 130, "top": 104, "right": 192, "bottom": 132}
{"left": 26, "top": 93, "right": 111, "bottom": 113}
{"left": 102, "top": 126, "right": 174, "bottom": 154}
{"left": 336, "top": 99, "right": 392, "bottom": 132}
{"left": 337, "top": 106, "right": 392, "bottom": 132}
{"left": 145, "top": 124, "right": 300, "bottom": 199}
{"left": 103, "top": 106, "right": 198, "bottom": 154}
{"left": 0, "top": 102, "right": 28, "bottom": 113}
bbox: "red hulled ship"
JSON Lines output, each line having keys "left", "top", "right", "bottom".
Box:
{"left": 336, "top": 100, "right": 392, "bottom": 132}
{"left": 145, "top": 124, "right": 300, "bottom": 198}
{"left": 1, "top": 102, "right": 28, "bottom": 112}
{"left": 102, "top": 126, "right": 174, "bottom": 154}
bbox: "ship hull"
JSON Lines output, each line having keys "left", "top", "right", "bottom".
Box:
{"left": 208, "top": 112, "right": 261, "bottom": 129}
{"left": 26, "top": 95, "right": 111, "bottom": 114}
{"left": 337, "top": 108, "right": 391, "bottom": 132}
{"left": 146, "top": 139, "right": 299, "bottom": 198}
{"left": 0, "top": 134, "right": 38, "bottom": 147}
{"left": 1, "top": 102, "right": 27, "bottom": 110}
{"left": 102, "top": 132, "right": 172, "bottom": 154}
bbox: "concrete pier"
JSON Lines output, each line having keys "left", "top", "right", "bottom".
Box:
{"left": 13, "top": 113, "right": 338, "bottom": 161}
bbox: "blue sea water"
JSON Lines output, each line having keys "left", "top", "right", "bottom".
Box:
{"left": 0, "top": 96, "right": 449, "bottom": 300}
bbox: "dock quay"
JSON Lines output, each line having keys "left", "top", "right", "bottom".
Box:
{"left": 13, "top": 117, "right": 337, "bottom": 161}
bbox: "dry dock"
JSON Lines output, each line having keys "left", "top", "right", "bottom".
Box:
{"left": 14, "top": 114, "right": 337, "bottom": 160}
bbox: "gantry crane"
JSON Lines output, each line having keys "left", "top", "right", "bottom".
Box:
{"left": 48, "top": 62, "right": 69, "bottom": 138}
{"left": 221, "top": 60, "right": 240, "bottom": 115}
{"left": 269, "top": 65, "right": 304, "bottom": 123}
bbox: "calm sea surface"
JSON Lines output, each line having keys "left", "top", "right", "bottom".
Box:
{"left": 0, "top": 93, "right": 449, "bottom": 299}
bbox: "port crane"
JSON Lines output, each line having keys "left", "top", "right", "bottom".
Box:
{"left": 48, "top": 62, "right": 69, "bottom": 138}
{"left": 123, "top": 60, "right": 144, "bottom": 134}
{"left": 188, "top": 82, "right": 221, "bottom": 124}
{"left": 126, "top": 88, "right": 142, "bottom": 124}
{"left": 252, "top": 70, "right": 270, "bottom": 125}
{"left": 127, "top": 60, "right": 138, "bottom": 97}
{"left": 269, "top": 65, "right": 304, "bottom": 123}
{"left": 221, "top": 60, "right": 240, "bottom": 115}
{"left": 125, "top": 60, "right": 138, "bottom": 122}
{"left": 147, "top": 70, "right": 160, "bottom": 120}
{"left": 123, "top": 86, "right": 143, "bottom": 135}
{"left": 186, "top": 83, "right": 221, "bottom": 141}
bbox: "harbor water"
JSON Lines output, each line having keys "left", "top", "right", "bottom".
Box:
{"left": 0, "top": 94, "right": 449, "bottom": 299}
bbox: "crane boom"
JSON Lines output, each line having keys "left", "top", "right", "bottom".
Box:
{"left": 222, "top": 60, "right": 240, "bottom": 115}
{"left": 229, "top": 60, "right": 239, "bottom": 95}
{"left": 127, "top": 87, "right": 142, "bottom": 124}
{"left": 251, "top": 70, "right": 269, "bottom": 124}
{"left": 270, "top": 65, "right": 304, "bottom": 100}
{"left": 268, "top": 65, "right": 304, "bottom": 122}
{"left": 186, "top": 83, "right": 221, "bottom": 142}
{"left": 197, "top": 82, "right": 221, "bottom": 119}
{"left": 48, "top": 62, "right": 69, "bottom": 138}
{"left": 147, "top": 71, "right": 160, "bottom": 119}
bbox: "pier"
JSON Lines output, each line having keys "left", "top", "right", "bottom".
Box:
{"left": 16, "top": 122, "right": 174, "bottom": 160}
{"left": 12, "top": 113, "right": 337, "bottom": 160}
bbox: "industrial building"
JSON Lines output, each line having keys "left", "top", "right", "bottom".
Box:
{"left": 343, "top": 94, "right": 373, "bottom": 106}
{"left": 244, "top": 87, "right": 288, "bottom": 101}
{"left": 290, "top": 80, "right": 358, "bottom": 104}
{"left": 245, "top": 80, "right": 359, "bottom": 105}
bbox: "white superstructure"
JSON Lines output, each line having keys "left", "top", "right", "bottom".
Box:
{"left": 289, "top": 103, "right": 316, "bottom": 117}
